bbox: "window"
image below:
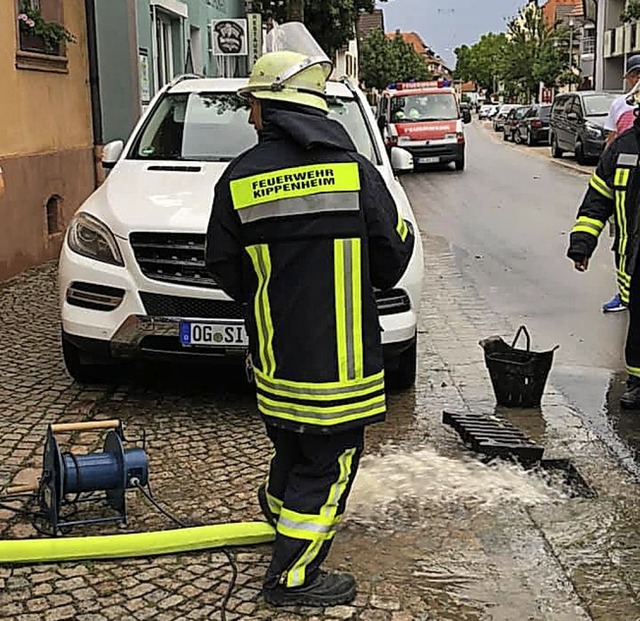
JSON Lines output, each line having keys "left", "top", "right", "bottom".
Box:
{"left": 130, "top": 92, "right": 381, "bottom": 165}
{"left": 390, "top": 93, "right": 459, "bottom": 122}
{"left": 46, "top": 194, "right": 63, "bottom": 236}
{"left": 581, "top": 93, "right": 617, "bottom": 116}
{"left": 15, "top": 0, "right": 70, "bottom": 72}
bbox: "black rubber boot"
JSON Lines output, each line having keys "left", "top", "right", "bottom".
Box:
{"left": 621, "top": 377, "right": 640, "bottom": 409}
{"left": 257, "top": 484, "right": 278, "bottom": 527}
{"left": 263, "top": 571, "right": 357, "bottom": 607}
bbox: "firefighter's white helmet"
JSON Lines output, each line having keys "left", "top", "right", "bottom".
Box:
{"left": 237, "top": 22, "right": 333, "bottom": 112}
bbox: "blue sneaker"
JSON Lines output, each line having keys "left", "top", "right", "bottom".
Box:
{"left": 603, "top": 293, "right": 626, "bottom": 313}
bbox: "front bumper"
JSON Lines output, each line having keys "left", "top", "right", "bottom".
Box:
{"left": 404, "top": 142, "right": 464, "bottom": 165}
{"left": 64, "top": 313, "right": 417, "bottom": 364}
{"left": 584, "top": 135, "right": 606, "bottom": 158}
{"left": 60, "top": 241, "right": 420, "bottom": 363}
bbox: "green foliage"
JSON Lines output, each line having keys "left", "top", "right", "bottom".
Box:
{"left": 455, "top": 2, "right": 570, "bottom": 100}
{"left": 454, "top": 33, "right": 508, "bottom": 92}
{"left": 359, "top": 29, "right": 432, "bottom": 90}
{"left": 621, "top": 0, "right": 640, "bottom": 23}
{"left": 256, "top": 0, "right": 387, "bottom": 56}
{"left": 17, "top": 6, "right": 76, "bottom": 53}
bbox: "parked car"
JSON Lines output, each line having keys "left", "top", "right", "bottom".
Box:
{"left": 549, "top": 91, "right": 617, "bottom": 164}
{"left": 479, "top": 103, "right": 499, "bottom": 120}
{"left": 493, "top": 104, "right": 521, "bottom": 132}
{"left": 515, "top": 104, "right": 552, "bottom": 146}
{"left": 503, "top": 106, "right": 531, "bottom": 142}
{"left": 58, "top": 75, "right": 424, "bottom": 390}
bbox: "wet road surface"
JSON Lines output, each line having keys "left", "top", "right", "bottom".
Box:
{"left": 404, "top": 121, "right": 640, "bottom": 476}
{"left": 2, "top": 122, "right": 640, "bottom": 619}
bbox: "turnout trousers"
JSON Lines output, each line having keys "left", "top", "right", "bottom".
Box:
{"left": 627, "top": 269, "right": 640, "bottom": 378}
{"left": 263, "top": 423, "right": 365, "bottom": 589}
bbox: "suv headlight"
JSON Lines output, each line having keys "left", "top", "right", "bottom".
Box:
{"left": 585, "top": 122, "right": 603, "bottom": 139}
{"left": 67, "top": 213, "right": 124, "bottom": 266}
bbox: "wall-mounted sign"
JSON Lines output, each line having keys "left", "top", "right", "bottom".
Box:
{"left": 246, "top": 13, "right": 262, "bottom": 70}
{"left": 211, "top": 19, "right": 248, "bottom": 56}
{"left": 138, "top": 48, "right": 151, "bottom": 103}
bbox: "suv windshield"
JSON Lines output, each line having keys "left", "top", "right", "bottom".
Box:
{"left": 130, "top": 92, "right": 379, "bottom": 164}
{"left": 390, "top": 93, "right": 458, "bottom": 122}
{"left": 582, "top": 93, "right": 617, "bottom": 116}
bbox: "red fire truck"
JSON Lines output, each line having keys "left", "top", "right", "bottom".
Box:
{"left": 377, "top": 81, "right": 471, "bottom": 171}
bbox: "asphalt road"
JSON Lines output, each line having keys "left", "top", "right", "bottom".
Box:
{"left": 403, "top": 120, "right": 640, "bottom": 472}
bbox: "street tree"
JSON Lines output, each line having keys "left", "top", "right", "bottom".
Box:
{"left": 454, "top": 33, "right": 509, "bottom": 95}
{"left": 456, "top": 2, "right": 570, "bottom": 102}
{"left": 256, "top": 0, "right": 387, "bottom": 56}
{"left": 503, "top": 2, "right": 569, "bottom": 99}
{"left": 359, "top": 28, "right": 432, "bottom": 90}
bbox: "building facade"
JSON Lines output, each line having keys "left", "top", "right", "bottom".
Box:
{"left": 0, "top": 0, "right": 95, "bottom": 281}
{"left": 596, "top": 0, "right": 633, "bottom": 91}
{"left": 386, "top": 30, "right": 452, "bottom": 79}
{"left": 91, "top": 0, "right": 247, "bottom": 146}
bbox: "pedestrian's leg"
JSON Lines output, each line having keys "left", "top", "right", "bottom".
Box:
{"left": 622, "top": 273, "right": 640, "bottom": 407}
{"left": 261, "top": 425, "right": 300, "bottom": 524}
{"left": 263, "top": 427, "right": 365, "bottom": 607}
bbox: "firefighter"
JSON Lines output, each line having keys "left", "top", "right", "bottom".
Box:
{"left": 568, "top": 88, "right": 640, "bottom": 409}
{"left": 205, "top": 50, "right": 415, "bottom": 607}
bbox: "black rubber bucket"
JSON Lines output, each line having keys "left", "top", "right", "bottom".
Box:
{"left": 480, "top": 326, "right": 559, "bottom": 408}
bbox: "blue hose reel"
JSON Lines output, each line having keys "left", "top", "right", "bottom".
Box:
{"left": 40, "top": 419, "right": 148, "bottom": 535}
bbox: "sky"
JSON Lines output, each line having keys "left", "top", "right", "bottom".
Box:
{"left": 377, "top": 0, "right": 526, "bottom": 68}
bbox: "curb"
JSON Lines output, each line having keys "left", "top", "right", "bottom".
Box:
{"left": 477, "top": 120, "right": 593, "bottom": 176}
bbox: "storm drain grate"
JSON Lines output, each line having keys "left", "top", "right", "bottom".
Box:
{"left": 442, "top": 410, "right": 545, "bottom": 463}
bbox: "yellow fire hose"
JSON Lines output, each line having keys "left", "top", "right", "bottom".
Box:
{"left": 0, "top": 522, "right": 275, "bottom": 564}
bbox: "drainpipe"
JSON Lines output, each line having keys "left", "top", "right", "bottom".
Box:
{"left": 84, "top": 0, "right": 103, "bottom": 186}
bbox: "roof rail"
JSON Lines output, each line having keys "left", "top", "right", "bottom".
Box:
{"left": 168, "top": 73, "right": 203, "bottom": 88}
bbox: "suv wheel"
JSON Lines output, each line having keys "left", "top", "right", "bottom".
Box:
{"left": 551, "top": 133, "right": 563, "bottom": 158}
{"left": 386, "top": 340, "right": 417, "bottom": 391}
{"left": 575, "top": 139, "right": 586, "bottom": 165}
{"left": 62, "top": 335, "right": 118, "bottom": 384}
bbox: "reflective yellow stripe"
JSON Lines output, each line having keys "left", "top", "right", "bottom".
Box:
{"left": 589, "top": 173, "right": 614, "bottom": 199}
{"left": 246, "top": 245, "right": 276, "bottom": 376}
{"left": 334, "top": 239, "right": 363, "bottom": 382}
{"left": 628, "top": 366, "right": 640, "bottom": 378}
{"left": 266, "top": 491, "right": 282, "bottom": 516}
{"left": 572, "top": 216, "right": 605, "bottom": 237}
{"left": 257, "top": 394, "right": 386, "bottom": 427}
{"left": 286, "top": 539, "right": 324, "bottom": 588}
{"left": 334, "top": 240, "right": 348, "bottom": 381}
{"left": 352, "top": 240, "right": 363, "bottom": 379}
{"left": 284, "top": 449, "right": 356, "bottom": 587}
{"left": 573, "top": 225, "right": 602, "bottom": 236}
{"left": 614, "top": 168, "right": 630, "bottom": 187}
{"left": 258, "top": 393, "right": 385, "bottom": 417}
{"left": 396, "top": 212, "right": 409, "bottom": 242}
{"left": 230, "top": 163, "right": 361, "bottom": 209}
{"left": 254, "top": 368, "right": 385, "bottom": 402}
{"left": 321, "top": 449, "right": 355, "bottom": 520}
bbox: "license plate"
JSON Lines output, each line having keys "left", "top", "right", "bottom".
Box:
{"left": 179, "top": 321, "right": 248, "bottom": 347}
{"left": 417, "top": 157, "right": 440, "bottom": 164}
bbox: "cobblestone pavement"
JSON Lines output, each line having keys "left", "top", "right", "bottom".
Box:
{"left": 2, "top": 224, "right": 640, "bottom": 619}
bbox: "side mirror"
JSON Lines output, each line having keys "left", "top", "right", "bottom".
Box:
{"left": 101, "top": 140, "right": 124, "bottom": 170}
{"left": 377, "top": 115, "right": 387, "bottom": 132}
{"left": 390, "top": 147, "right": 414, "bottom": 174}
{"left": 567, "top": 112, "right": 579, "bottom": 123}
{"left": 462, "top": 109, "right": 472, "bottom": 124}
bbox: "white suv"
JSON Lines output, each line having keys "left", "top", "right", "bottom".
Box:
{"left": 58, "top": 75, "right": 424, "bottom": 389}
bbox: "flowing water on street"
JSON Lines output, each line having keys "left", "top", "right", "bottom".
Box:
{"left": 348, "top": 444, "right": 568, "bottom": 526}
